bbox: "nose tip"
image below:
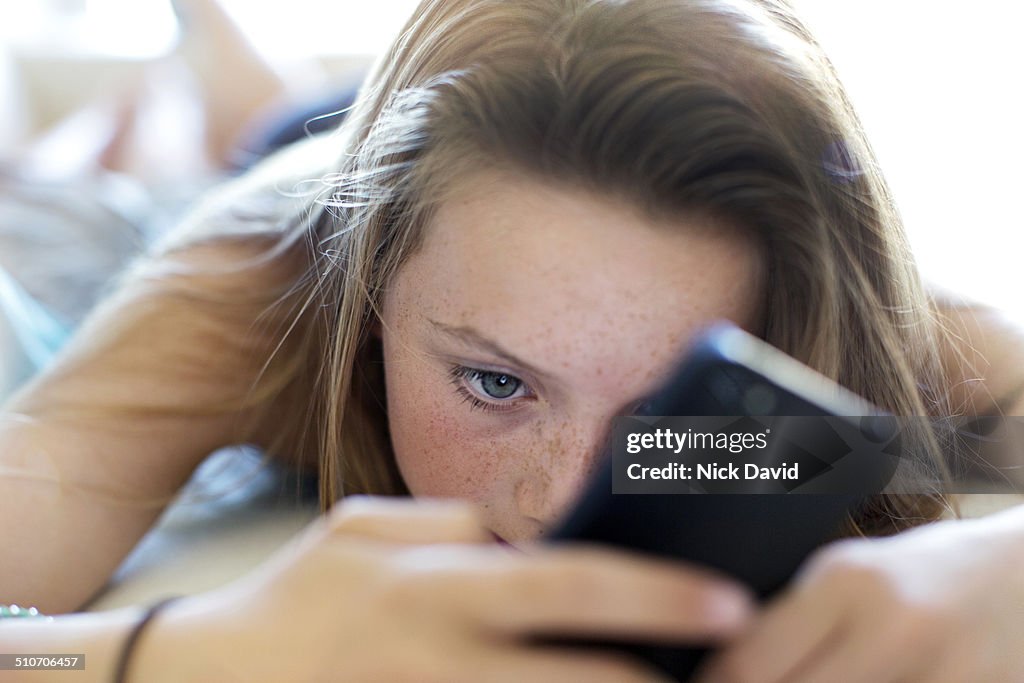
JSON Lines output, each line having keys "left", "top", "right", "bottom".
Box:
{"left": 515, "top": 478, "right": 576, "bottom": 533}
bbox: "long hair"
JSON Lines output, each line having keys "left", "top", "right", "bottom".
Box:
{"left": 156, "top": 0, "right": 958, "bottom": 535}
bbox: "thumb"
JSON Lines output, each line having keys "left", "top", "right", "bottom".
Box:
{"left": 321, "top": 496, "right": 494, "bottom": 545}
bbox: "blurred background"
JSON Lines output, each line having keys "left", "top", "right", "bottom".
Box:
{"left": 0, "top": 0, "right": 1022, "bottom": 397}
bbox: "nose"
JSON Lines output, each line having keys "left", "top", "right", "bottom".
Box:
{"left": 513, "top": 420, "right": 609, "bottom": 532}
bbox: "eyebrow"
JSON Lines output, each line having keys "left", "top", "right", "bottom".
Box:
{"left": 427, "top": 319, "right": 549, "bottom": 379}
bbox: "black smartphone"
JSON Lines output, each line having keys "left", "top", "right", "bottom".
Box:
{"left": 546, "top": 322, "right": 895, "bottom": 681}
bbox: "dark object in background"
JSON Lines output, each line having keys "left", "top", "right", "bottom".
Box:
{"left": 228, "top": 85, "right": 361, "bottom": 172}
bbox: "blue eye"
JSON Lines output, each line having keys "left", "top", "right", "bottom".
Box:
{"left": 448, "top": 365, "right": 530, "bottom": 412}
{"left": 478, "top": 372, "right": 520, "bottom": 399}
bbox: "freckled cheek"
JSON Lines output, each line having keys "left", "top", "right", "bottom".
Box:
{"left": 387, "top": 373, "right": 503, "bottom": 503}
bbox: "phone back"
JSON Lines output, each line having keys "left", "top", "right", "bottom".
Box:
{"left": 547, "top": 324, "right": 883, "bottom": 680}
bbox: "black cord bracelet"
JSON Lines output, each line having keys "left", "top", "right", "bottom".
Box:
{"left": 112, "top": 596, "right": 182, "bottom": 683}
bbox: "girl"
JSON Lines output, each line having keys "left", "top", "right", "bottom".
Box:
{"left": 4, "top": 1, "right": 1024, "bottom": 681}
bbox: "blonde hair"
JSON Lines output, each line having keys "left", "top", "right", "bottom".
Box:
{"left": 161, "top": 0, "right": 958, "bottom": 534}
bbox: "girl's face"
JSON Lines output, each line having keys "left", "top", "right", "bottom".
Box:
{"left": 379, "top": 170, "right": 763, "bottom": 542}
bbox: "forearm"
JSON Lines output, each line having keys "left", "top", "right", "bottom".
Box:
{"left": 0, "top": 412, "right": 184, "bottom": 613}
{"left": 0, "top": 239, "right": 300, "bottom": 611}
{"left": 0, "top": 606, "right": 141, "bottom": 682}
{"left": 931, "top": 288, "right": 1024, "bottom": 416}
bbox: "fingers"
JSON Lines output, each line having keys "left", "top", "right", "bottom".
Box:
{"left": 313, "top": 498, "right": 756, "bottom": 650}
{"left": 481, "top": 647, "right": 673, "bottom": 683}
{"left": 389, "top": 544, "right": 755, "bottom": 642}
{"left": 765, "top": 625, "right": 897, "bottom": 683}
{"left": 693, "top": 578, "right": 844, "bottom": 683}
{"left": 323, "top": 496, "right": 493, "bottom": 545}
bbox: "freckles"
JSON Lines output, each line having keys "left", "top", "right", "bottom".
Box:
{"left": 539, "top": 432, "right": 564, "bottom": 491}
{"left": 420, "top": 410, "right": 480, "bottom": 471}
{"left": 513, "top": 425, "right": 558, "bottom": 489}
{"left": 396, "top": 392, "right": 480, "bottom": 497}
{"left": 422, "top": 410, "right": 520, "bottom": 501}
{"left": 530, "top": 422, "right": 584, "bottom": 484}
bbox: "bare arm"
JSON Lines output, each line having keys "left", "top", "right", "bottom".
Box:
{"left": 930, "top": 287, "right": 1024, "bottom": 488}
{"left": 0, "top": 236, "right": 306, "bottom": 613}
{"left": 932, "top": 288, "right": 1024, "bottom": 416}
{"left": 0, "top": 137, "right": 333, "bottom": 613}
{"left": 0, "top": 607, "right": 144, "bottom": 682}
{"left": 3, "top": 499, "right": 754, "bottom": 683}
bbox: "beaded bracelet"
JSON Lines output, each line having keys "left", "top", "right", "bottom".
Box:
{"left": 0, "top": 604, "right": 54, "bottom": 621}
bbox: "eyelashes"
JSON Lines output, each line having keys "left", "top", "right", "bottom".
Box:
{"left": 448, "top": 365, "right": 531, "bottom": 413}
{"left": 446, "top": 364, "right": 653, "bottom": 416}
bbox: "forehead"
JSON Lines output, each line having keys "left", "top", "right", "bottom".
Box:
{"left": 389, "top": 169, "right": 762, "bottom": 388}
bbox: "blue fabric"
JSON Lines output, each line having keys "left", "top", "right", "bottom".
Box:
{"left": 0, "top": 266, "right": 70, "bottom": 371}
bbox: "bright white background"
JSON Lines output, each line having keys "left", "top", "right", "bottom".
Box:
{"left": 1, "top": 1, "right": 1022, "bottom": 315}
{"left": 794, "top": 2, "right": 1024, "bottom": 316}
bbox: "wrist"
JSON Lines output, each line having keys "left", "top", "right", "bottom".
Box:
{"left": 128, "top": 593, "right": 236, "bottom": 683}
{"left": 0, "top": 607, "right": 143, "bottom": 683}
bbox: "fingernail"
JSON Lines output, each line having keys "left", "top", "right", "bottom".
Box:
{"left": 707, "top": 589, "right": 753, "bottom": 628}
